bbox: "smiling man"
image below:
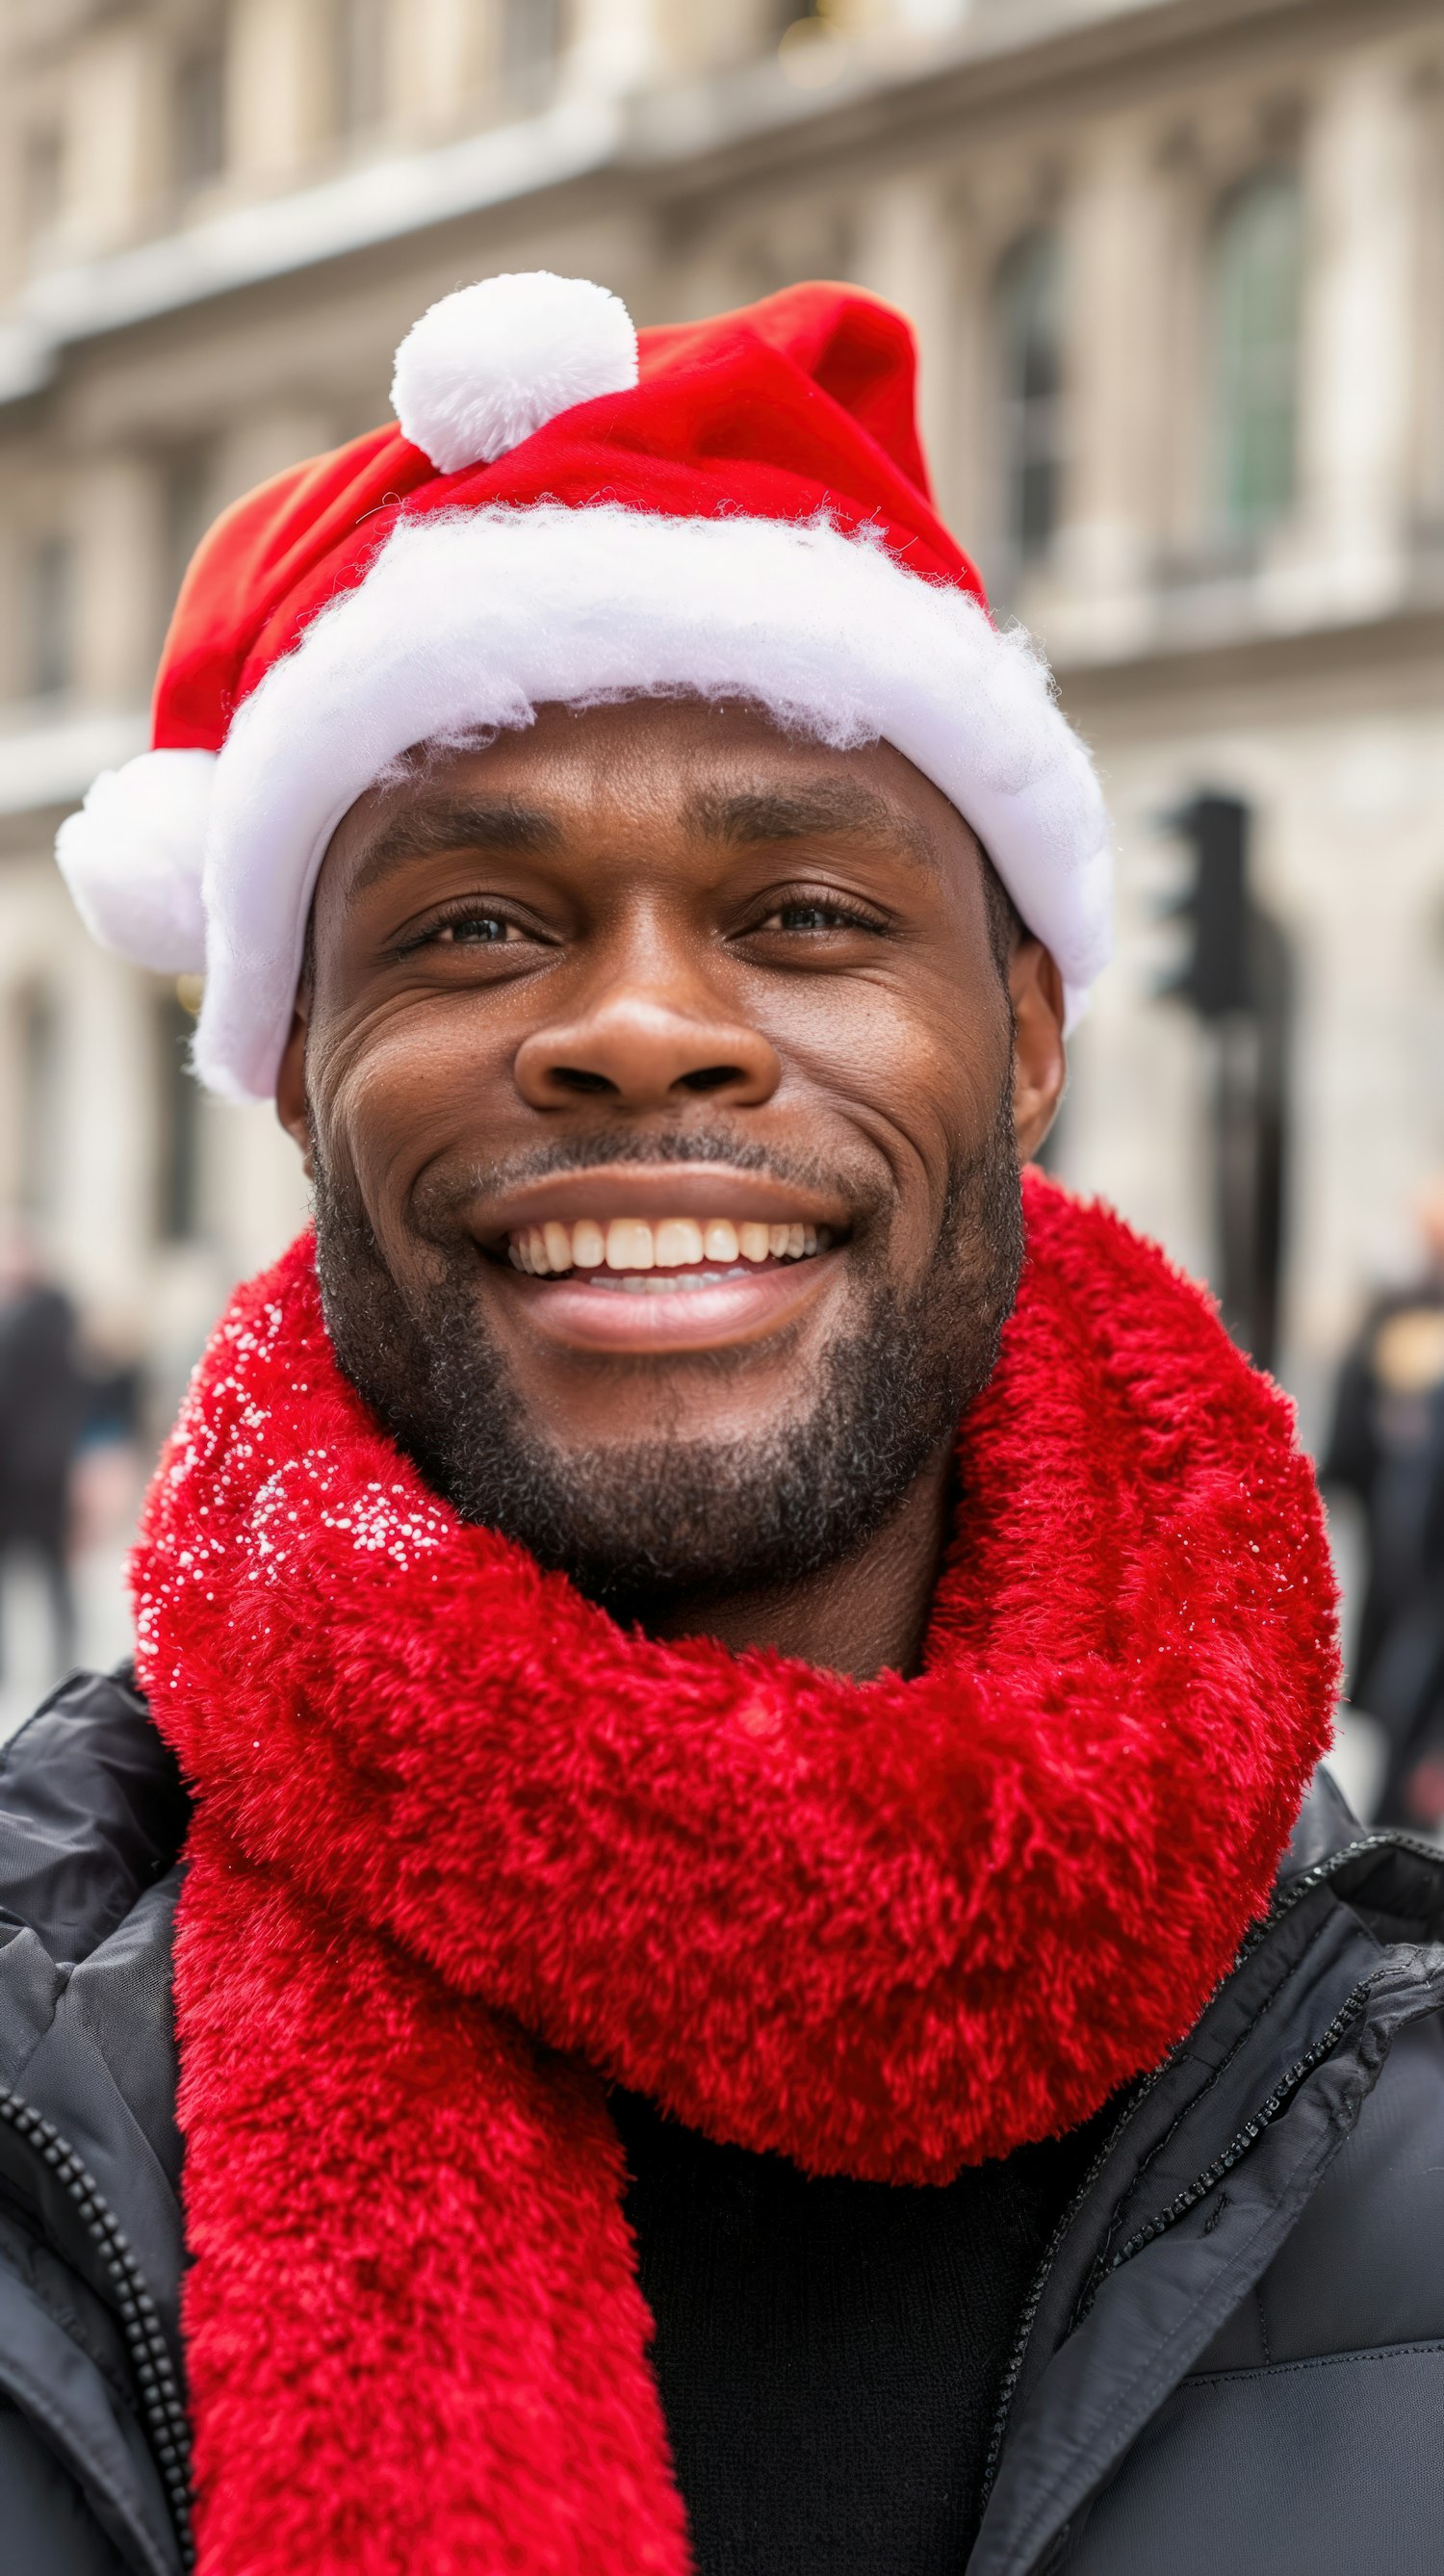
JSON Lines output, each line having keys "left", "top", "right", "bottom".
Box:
{"left": 292, "top": 701, "right": 1055, "bottom": 1667}
{"left": 8, "top": 275, "right": 1444, "bottom": 2576}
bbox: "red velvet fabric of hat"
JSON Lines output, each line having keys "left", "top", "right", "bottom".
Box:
{"left": 160, "top": 283, "right": 977, "bottom": 750}
{"left": 56, "top": 270, "right": 1111, "bottom": 1102}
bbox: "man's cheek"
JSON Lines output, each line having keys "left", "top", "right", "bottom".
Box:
{"left": 864, "top": 1133, "right": 964, "bottom": 1281}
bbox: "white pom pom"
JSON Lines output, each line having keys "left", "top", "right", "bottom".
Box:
{"left": 55, "top": 748, "right": 214, "bottom": 974}
{"left": 391, "top": 271, "right": 638, "bottom": 473}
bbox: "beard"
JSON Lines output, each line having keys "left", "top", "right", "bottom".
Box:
{"left": 312, "top": 1100, "right": 1022, "bottom": 1613}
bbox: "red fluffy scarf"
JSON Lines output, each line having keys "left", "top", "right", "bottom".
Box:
{"left": 134, "top": 1172, "right": 1337, "bottom": 2576}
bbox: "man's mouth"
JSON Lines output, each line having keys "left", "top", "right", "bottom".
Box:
{"left": 470, "top": 1166, "right": 852, "bottom": 1354}
{"left": 506, "top": 1216, "right": 834, "bottom": 1292}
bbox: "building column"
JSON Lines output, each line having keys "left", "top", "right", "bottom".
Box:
{"left": 849, "top": 175, "right": 956, "bottom": 496}
{"left": 1293, "top": 52, "right": 1413, "bottom": 619}
{"left": 65, "top": 22, "right": 160, "bottom": 253}
{"left": 53, "top": 944, "right": 156, "bottom": 1321}
{"left": 228, "top": 0, "right": 323, "bottom": 183}
{"left": 396, "top": 0, "right": 481, "bottom": 126}
{"left": 71, "top": 454, "right": 162, "bottom": 708}
{"left": 563, "top": 0, "right": 657, "bottom": 99}
{"left": 208, "top": 1101, "right": 311, "bottom": 1287}
{"left": 213, "top": 405, "right": 338, "bottom": 513}
{"left": 1048, "top": 123, "right": 1161, "bottom": 658}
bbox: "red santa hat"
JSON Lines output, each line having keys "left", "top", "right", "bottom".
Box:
{"left": 56, "top": 270, "right": 1111, "bottom": 1103}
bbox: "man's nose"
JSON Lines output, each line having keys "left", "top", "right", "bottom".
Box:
{"left": 513, "top": 971, "right": 781, "bottom": 1114}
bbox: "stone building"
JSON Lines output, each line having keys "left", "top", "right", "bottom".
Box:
{"left": 0, "top": 0, "right": 1440, "bottom": 1433}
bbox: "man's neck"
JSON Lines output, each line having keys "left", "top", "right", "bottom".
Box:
{"left": 639, "top": 1451, "right": 955, "bottom": 1682}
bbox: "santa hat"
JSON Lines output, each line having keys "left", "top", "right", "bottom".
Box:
{"left": 56, "top": 270, "right": 1111, "bottom": 1103}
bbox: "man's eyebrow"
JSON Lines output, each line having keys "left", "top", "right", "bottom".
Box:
{"left": 686, "top": 779, "right": 941, "bottom": 873}
{"left": 346, "top": 796, "right": 562, "bottom": 902}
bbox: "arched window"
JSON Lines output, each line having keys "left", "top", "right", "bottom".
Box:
{"left": 994, "top": 230, "right": 1063, "bottom": 571}
{"left": 1210, "top": 170, "right": 1302, "bottom": 540}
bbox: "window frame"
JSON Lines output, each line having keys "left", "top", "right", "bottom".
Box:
{"left": 992, "top": 224, "right": 1066, "bottom": 581}
{"left": 1206, "top": 165, "right": 1305, "bottom": 547}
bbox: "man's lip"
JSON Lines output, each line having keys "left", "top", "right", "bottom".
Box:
{"left": 472, "top": 1163, "right": 851, "bottom": 1251}
{"left": 492, "top": 1247, "right": 843, "bottom": 1353}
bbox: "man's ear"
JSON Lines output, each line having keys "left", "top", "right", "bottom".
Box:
{"left": 275, "top": 992, "right": 312, "bottom": 1169}
{"left": 1009, "top": 937, "right": 1067, "bottom": 1163}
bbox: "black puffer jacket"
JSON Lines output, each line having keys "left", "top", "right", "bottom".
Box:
{"left": 3, "top": 1667, "right": 1444, "bottom": 2576}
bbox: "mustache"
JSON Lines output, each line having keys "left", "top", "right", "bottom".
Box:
{"left": 409, "top": 1125, "right": 881, "bottom": 1236}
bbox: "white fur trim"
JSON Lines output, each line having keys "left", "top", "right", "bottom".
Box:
{"left": 391, "top": 272, "right": 638, "bottom": 472}
{"left": 55, "top": 748, "right": 215, "bottom": 976}
{"left": 179, "top": 504, "right": 1111, "bottom": 1101}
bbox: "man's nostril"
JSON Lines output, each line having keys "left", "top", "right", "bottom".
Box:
{"left": 553, "top": 1067, "right": 619, "bottom": 1095}
{"left": 517, "top": 1027, "right": 777, "bottom": 1113}
{"left": 678, "top": 1065, "right": 746, "bottom": 1095}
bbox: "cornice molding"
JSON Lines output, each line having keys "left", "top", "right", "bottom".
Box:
{"left": 1053, "top": 602, "right": 1444, "bottom": 722}
{"left": 0, "top": 0, "right": 1431, "bottom": 407}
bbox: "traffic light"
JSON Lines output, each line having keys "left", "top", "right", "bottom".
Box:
{"left": 1157, "top": 792, "right": 1253, "bottom": 1020}
{"left": 1153, "top": 787, "right": 1293, "bottom": 1373}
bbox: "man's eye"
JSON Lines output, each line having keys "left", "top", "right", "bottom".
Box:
{"left": 426, "top": 912, "right": 515, "bottom": 946}
{"left": 394, "top": 909, "right": 532, "bottom": 963}
{"left": 762, "top": 900, "right": 877, "bottom": 933}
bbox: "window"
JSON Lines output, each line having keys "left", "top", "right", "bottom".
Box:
{"left": 156, "top": 992, "right": 203, "bottom": 1244}
{"left": 174, "top": 28, "right": 227, "bottom": 193}
{"left": 499, "top": 0, "right": 563, "bottom": 107}
{"left": 16, "top": 988, "right": 60, "bottom": 1226}
{"left": 22, "top": 126, "right": 64, "bottom": 241}
{"left": 158, "top": 445, "right": 215, "bottom": 637}
{"left": 994, "top": 229, "right": 1063, "bottom": 570}
{"left": 1210, "top": 170, "right": 1302, "bottom": 541}
{"left": 334, "top": 0, "right": 388, "bottom": 138}
{"left": 26, "top": 535, "right": 74, "bottom": 700}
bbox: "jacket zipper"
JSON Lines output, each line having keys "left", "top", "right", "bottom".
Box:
{"left": 977, "top": 1827, "right": 1441, "bottom": 2517}
{"left": 1083, "top": 1979, "right": 1371, "bottom": 2286}
{"left": 976, "top": 2059, "right": 1168, "bottom": 2509}
{"left": 0, "top": 2082, "right": 193, "bottom": 2569}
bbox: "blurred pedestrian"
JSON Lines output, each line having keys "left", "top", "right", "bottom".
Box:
{"left": 1323, "top": 1179, "right": 1444, "bottom": 1823}
{"left": 0, "top": 1223, "right": 86, "bottom": 1682}
{"left": 71, "top": 1322, "right": 146, "bottom": 1568}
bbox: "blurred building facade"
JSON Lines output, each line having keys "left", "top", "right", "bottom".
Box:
{"left": 0, "top": 0, "right": 1440, "bottom": 1428}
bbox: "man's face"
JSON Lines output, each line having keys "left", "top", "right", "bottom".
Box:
{"left": 279, "top": 699, "right": 1065, "bottom": 1607}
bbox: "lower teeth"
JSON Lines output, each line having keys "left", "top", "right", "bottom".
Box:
{"left": 507, "top": 1245, "right": 830, "bottom": 1284}
{"left": 588, "top": 1266, "right": 756, "bottom": 1294}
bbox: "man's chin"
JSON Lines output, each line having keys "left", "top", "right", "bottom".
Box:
{"left": 312, "top": 1122, "right": 1022, "bottom": 1611}
{"left": 329, "top": 1263, "right": 987, "bottom": 1608}
{"left": 472, "top": 1343, "right": 839, "bottom": 1463}
{"left": 440, "top": 1428, "right": 890, "bottom": 1608}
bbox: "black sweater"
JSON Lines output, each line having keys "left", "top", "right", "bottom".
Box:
{"left": 612, "top": 2088, "right": 1098, "bottom": 2575}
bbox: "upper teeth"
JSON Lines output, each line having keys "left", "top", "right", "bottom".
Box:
{"left": 506, "top": 1218, "right": 829, "bottom": 1275}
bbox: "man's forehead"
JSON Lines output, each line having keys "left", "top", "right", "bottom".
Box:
{"left": 330, "top": 723, "right": 961, "bottom": 905}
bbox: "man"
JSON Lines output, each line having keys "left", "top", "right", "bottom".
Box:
{"left": 0, "top": 1224, "right": 85, "bottom": 1682}
{"left": 1323, "top": 1179, "right": 1444, "bottom": 1823}
{"left": 7, "top": 272, "right": 1443, "bottom": 2576}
